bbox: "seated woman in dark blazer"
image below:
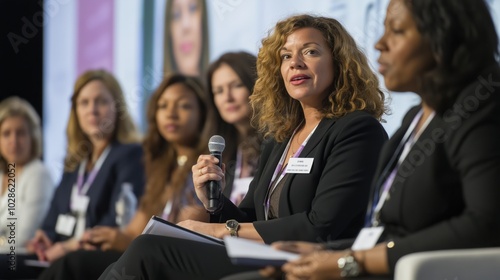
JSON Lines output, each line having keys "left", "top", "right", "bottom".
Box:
{"left": 37, "top": 74, "right": 218, "bottom": 280}
{"left": 270, "top": 0, "right": 500, "bottom": 279}
{"left": 98, "top": 14, "right": 388, "bottom": 280}
{"left": 26, "top": 69, "right": 145, "bottom": 263}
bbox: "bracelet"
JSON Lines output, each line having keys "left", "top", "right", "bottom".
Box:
{"left": 337, "top": 250, "right": 363, "bottom": 278}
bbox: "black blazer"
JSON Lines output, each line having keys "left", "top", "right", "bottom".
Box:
{"left": 42, "top": 142, "right": 145, "bottom": 242}
{"left": 376, "top": 67, "right": 500, "bottom": 271}
{"left": 211, "top": 111, "right": 388, "bottom": 244}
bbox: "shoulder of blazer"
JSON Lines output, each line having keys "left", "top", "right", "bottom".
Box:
{"left": 319, "top": 110, "right": 384, "bottom": 139}
{"left": 388, "top": 106, "right": 421, "bottom": 143}
{"left": 332, "top": 110, "right": 380, "bottom": 128}
{"left": 108, "top": 142, "right": 143, "bottom": 161}
{"left": 23, "top": 159, "right": 51, "bottom": 177}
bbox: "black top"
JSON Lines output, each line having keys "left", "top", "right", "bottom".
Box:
{"left": 375, "top": 66, "right": 500, "bottom": 271}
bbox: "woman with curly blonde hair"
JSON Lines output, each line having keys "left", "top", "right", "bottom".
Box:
{"left": 252, "top": 14, "right": 385, "bottom": 142}
{"left": 98, "top": 14, "right": 388, "bottom": 280}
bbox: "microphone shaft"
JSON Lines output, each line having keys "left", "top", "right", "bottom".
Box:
{"left": 207, "top": 151, "right": 222, "bottom": 211}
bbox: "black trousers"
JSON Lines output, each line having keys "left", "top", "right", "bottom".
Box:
{"left": 97, "top": 235, "right": 258, "bottom": 280}
{"left": 0, "top": 253, "right": 44, "bottom": 279}
{"left": 38, "top": 250, "right": 122, "bottom": 280}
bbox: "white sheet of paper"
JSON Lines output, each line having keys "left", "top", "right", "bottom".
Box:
{"left": 285, "top": 158, "right": 314, "bottom": 174}
{"left": 224, "top": 236, "right": 300, "bottom": 262}
{"left": 351, "top": 226, "right": 384, "bottom": 251}
{"left": 142, "top": 216, "right": 223, "bottom": 246}
{"left": 24, "top": 259, "right": 50, "bottom": 268}
{"left": 55, "top": 214, "right": 76, "bottom": 236}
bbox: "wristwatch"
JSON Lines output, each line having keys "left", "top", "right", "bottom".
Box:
{"left": 337, "top": 251, "right": 362, "bottom": 277}
{"left": 225, "top": 219, "right": 239, "bottom": 237}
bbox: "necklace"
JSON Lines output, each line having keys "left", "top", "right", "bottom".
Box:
{"left": 177, "top": 155, "right": 187, "bottom": 167}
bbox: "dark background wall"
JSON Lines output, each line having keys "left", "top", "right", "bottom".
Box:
{"left": 0, "top": 0, "right": 44, "bottom": 119}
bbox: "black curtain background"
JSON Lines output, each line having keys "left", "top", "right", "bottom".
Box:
{"left": 0, "top": 0, "right": 44, "bottom": 121}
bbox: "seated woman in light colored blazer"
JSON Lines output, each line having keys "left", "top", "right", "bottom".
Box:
{"left": 98, "top": 14, "right": 389, "bottom": 280}
{"left": 0, "top": 97, "right": 55, "bottom": 251}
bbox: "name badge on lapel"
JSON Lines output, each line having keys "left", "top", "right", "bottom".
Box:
{"left": 285, "top": 158, "right": 314, "bottom": 174}
{"left": 70, "top": 184, "right": 90, "bottom": 213}
{"left": 55, "top": 214, "right": 76, "bottom": 236}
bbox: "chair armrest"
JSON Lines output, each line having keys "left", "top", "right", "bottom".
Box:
{"left": 395, "top": 247, "right": 500, "bottom": 280}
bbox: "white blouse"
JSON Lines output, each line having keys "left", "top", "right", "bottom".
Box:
{"left": 0, "top": 159, "right": 55, "bottom": 250}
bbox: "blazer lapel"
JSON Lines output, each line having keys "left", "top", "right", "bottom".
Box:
{"left": 295, "top": 118, "right": 336, "bottom": 158}
{"left": 375, "top": 107, "right": 421, "bottom": 180}
{"left": 396, "top": 111, "right": 439, "bottom": 177}
{"left": 254, "top": 140, "right": 288, "bottom": 219}
{"left": 277, "top": 118, "right": 337, "bottom": 216}
{"left": 85, "top": 144, "right": 117, "bottom": 208}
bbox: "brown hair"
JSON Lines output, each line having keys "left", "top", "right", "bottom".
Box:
{"left": 251, "top": 14, "right": 386, "bottom": 142}
{"left": 139, "top": 73, "right": 216, "bottom": 216}
{"left": 0, "top": 97, "right": 42, "bottom": 172}
{"left": 206, "top": 51, "right": 261, "bottom": 173}
{"left": 64, "top": 69, "right": 140, "bottom": 171}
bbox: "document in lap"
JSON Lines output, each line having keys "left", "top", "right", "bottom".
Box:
{"left": 223, "top": 236, "right": 300, "bottom": 267}
{"left": 142, "top": 216, "right": 224, "bottom": 246}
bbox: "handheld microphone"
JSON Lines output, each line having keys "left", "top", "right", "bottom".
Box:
{"left": 207, "top": 135, "right": 225, "bottom": 212}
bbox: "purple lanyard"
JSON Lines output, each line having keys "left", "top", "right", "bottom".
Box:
{"left": 75, "top": 146, "right": 111, "bottom": 195}
{"left": 264, "top": 122, "right": 319, "bottom": 220}
{"left": 367, "top": 109, "right": 435, "bottom": 227}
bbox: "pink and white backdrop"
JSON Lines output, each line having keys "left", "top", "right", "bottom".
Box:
{"left": 43, "top": 0, "right": 500, "bottom": 182}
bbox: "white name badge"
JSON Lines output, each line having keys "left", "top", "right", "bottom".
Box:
{"left": 285, "top": 158, "right": 314, "bottom": 174}
{"left": 55, "top": 214, "right": 76, "bottom": 236}
{"left": 72, "top": 195, "right": 90, "bottom": 213}
{"left": 70, "top": 186, "right": 90, "bottom": 213}
{"left": 351, "top": 226, "right": 384, "bottom": 251}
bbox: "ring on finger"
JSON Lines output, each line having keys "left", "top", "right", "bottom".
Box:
{"left": 199, "top": 169, "right": 203, "bottom": 176}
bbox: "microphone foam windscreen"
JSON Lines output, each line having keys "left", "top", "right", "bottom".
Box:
{"left": 208, "top": 135, "right": 225, "bottom": 153}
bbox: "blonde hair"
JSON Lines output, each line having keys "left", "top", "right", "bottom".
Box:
{"left": 64, "top": 69, "right": 140, "bottom": 171}
{"left": 0, "top": 97, "right": 42, "bottom": 172}
{"left": 251, "top": 14, "right": 387, "bottom": 142}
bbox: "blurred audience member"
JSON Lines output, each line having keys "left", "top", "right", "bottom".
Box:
{"left": 207, "top": 51, "right": 262, "bottom": 206}
{"left": 0, "top": 97, "right": 55, "bottom": 251}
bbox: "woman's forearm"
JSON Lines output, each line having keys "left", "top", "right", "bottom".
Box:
{"left": 215, "top": 222, "right": 263, "bottom": 242}
{"left": 353, "top": 243, "right": 390, "bottom": 275}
